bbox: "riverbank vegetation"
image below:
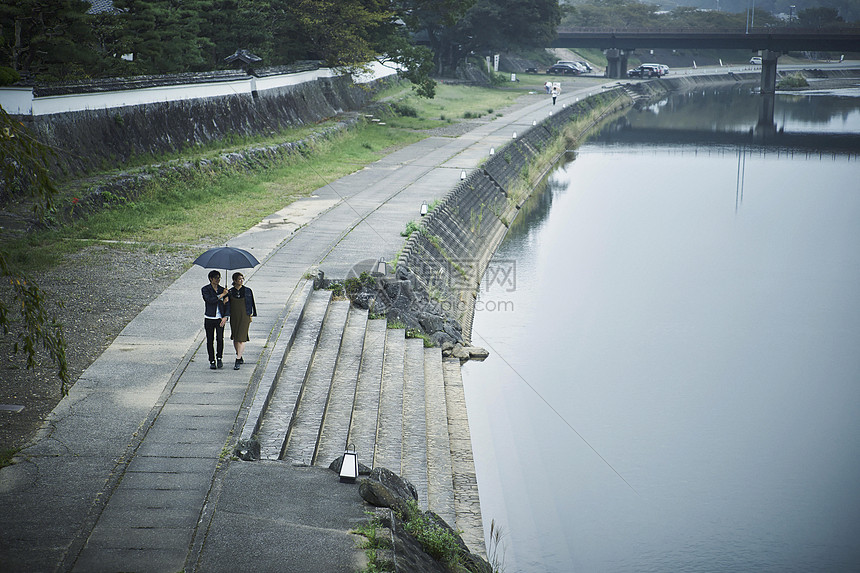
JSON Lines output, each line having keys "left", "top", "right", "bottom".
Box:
{"left": 9, "top": 80, "right": 545, "bottom": 275}
{"left": 777, "top": 72, "right": 810, "bottom": 89}
{"left": 506, "top": 89, "right": 633, "bottom": 209}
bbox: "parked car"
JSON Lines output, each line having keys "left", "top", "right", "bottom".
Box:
{"left": 750, "top": 56, "right": 762, "bottom": 65}
{"left": 547, "top": 63, "right": 581, "bottom": 75}
{"left": 556, "top": 60, "right": 589, "bottom": 74}
{"left": 642, "top": 63, "right": 668, "bottom": 76}
{"left": 577, "top": 61, "right": 594, "bottom": 72}
{"left": 627, "top": 64, "right": 662, "bottom": 78}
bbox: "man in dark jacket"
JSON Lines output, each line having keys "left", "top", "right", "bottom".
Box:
{"left": 201, "top": 270, "right": 230, "bottom": 369}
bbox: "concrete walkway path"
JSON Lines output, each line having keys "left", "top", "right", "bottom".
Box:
{"left": 0, "top": 77, "right": 613, "bottom": 573}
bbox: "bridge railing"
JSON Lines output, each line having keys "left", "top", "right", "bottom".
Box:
{"left": 557, "top": 26, "right": 860, "bottom": 35}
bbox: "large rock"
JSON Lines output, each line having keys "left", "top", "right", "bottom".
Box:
{"left": 467, "top": 346, "right": 489, "bottom": 361}
{"left": 358, "top": 470, "right": 493, "bottom": 573}
{"left": 360, "top": 479, "right": 410, "bottom": 518}
{"left": 370, "top": 467, "right": 418, "bottom": 501}
{"left": 358, "top": 467, "right": 419, "bottom": 517}
{"left": 233, "top": 438, "right": 260, "bottom": 461}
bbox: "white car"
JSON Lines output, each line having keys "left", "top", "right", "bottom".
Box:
{"left": 643, "top": 63, "right": 669, "bottom": 76}
{"left": 750, "top": 56, "right": 762, "bottom": 65}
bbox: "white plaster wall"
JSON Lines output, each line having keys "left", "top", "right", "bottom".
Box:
{"left": 0, "top": 87, "right": 35, "bottom": 115}
{"left": 353, "top": 60, "right": 401, "bottom": 84}
{"left": 31, "top": 79, "right": 252, "bottom": 116}
{"left": 0, "top": 64, "right": 397, "bottom": 117}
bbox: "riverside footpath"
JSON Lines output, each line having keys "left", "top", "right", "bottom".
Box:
{"left": 0, "top": 78, "right": 617, "bottom": 573}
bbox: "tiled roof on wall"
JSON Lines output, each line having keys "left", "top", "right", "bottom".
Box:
{"left": 87, "top": 0, "right": 117, "bottom": 14}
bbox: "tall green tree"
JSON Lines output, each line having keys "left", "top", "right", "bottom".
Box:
{"left": 797, "top": 6, "right": 844, "bottom": 27}
{"left": 562, "top": 0, "right": 659, "bottom": 28}
{"left": 395, "top": 0, "right": 477, "bottom": 74}
{"left": 113, "top": 0, "right": 212, "bottom": 74}
{"left": 455, "top": 0, "right": 561, "bottom": 56}
{"left": 289, "top": 0, "right": 392, "bottom": 68}
{"left": 284, "top": 0, "right": 436, "bottom": 97}
{"left": 0, "top": 0, "right": 97, "bottom": 81}
{"left": 0, "top": 108, "right": 70, "bottom": 395}
{"left": 198, "top": 0, "right": 274, "bottom": 67}
{"left": 89, "top": 8, "right": 134, "bottom": 76}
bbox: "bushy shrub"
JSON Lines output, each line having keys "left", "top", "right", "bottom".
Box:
{"left": 0, "top": 67, "right": 21, "bottom": 86}
{"left": 777, "top": 73, "right": 809, "bottom": 89}
{"left": 392, "top": 102, "right": 418, "bottom": 117}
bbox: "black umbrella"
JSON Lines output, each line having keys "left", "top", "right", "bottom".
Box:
{"left": 193, "top": 246, "right": 260, "bottom": 276}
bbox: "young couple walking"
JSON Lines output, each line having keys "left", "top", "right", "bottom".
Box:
{"left": 201, "top": 270, "right": 257, "bottom": 371}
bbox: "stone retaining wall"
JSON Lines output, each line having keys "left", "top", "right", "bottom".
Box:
{"left": 18, "top": 74, "right": 391, "bottom": 177}
{"left": 397, "top": 88, "right": 632, "bottom": 342}
{"left": 631, "top": 67, "right": 860, "bottom": 99}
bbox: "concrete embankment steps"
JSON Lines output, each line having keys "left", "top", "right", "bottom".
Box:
{"left": 375, "top": 328, "right": 405, "bottom": 473}
{"left": 248, "top": 286, "right": 485, "bottom": 554}
{"left": 424, "top": 347, "right": 456, "bottom": 528}
{"left": 403, "top": 338, "right": 429, "bottom": 510}
{"left": 283, "top": 298, "right": 350, "bottom": 465}
{"left": 314, "top": 306, "right": 370, "bottom": 466}
{"left": 256, "top": 288, "right": 332, "bottom": 460}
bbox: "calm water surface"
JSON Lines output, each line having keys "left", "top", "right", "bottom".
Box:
{"left": 462, "top": 86, "right": 860, "bottom": 572}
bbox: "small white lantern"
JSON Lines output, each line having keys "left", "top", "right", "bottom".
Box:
{"left": 460, "top": 170, "right": 467, "bottom": 180}
{"left": 420, "top": 201, "right": 429, "bottom": 216}
{"left": 512, "top": 131, "right": 517, "bottom": 139}
{"left": 373, "top": 258, "right": 387, "bottom": 277}
{"left": 340, "top": 444, "right": 358, "bottom": 483}
{"left": 489, "top": 147, "right": 495, "bottom": 156}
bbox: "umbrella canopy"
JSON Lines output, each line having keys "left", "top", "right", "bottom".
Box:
{"left": 193, "top": 246, "right": 260, "bottom": 270}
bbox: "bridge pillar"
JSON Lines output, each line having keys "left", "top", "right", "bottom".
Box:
{"left": 760, "top": 50, "right": 780, "bottom": 95}
{"left": 756, "top": 93, "right": 777, "bottom": 137}
{"left": 604, "top": 49, "right": 630, "bottom": 79}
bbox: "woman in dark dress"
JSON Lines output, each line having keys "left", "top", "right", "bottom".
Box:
{"left": 228, "top": 272, "right": 257, "bottom": 370}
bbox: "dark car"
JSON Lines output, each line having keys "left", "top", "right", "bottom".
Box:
{"left": 546, "top": 63, "right": 581, "bottom": 76}
{"left": 627, "top": 64, "right": 662, "bottom": 78}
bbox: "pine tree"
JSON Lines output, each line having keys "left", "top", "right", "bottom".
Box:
{"left": 114, "top": 0, "right": 211, "bottom": 74}
{"left": 0, "top": 0, "right": 97, "bottom": 81}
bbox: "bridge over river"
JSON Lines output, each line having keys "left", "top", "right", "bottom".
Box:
{"left": 552, "top": 27, "right": 860, "bottom": 90}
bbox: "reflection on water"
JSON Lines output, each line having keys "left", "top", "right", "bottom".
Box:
{"left": 463, "top": 86, "right": 860, "bottom": 573}
{"left": 591, "top": 88, "right": 860, "bottom": 155}
{"left": 603, "top": 86, "right": 860, "bottom": 133}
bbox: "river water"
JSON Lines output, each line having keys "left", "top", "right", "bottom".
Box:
{"left": 461, "top": 82, "right": 860, "bottom": 572}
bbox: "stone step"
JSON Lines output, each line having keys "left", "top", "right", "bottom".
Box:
{"left": 236, "top": 280, "right": 313, "bottom": 452}
{"left": 442, "top": 357, "right": 486, "bottom": 556}
{"left": 347, "top": 318, "right": 387, "bottom": 468}
{"left": 374, "top": 328, "right": 405, "bottom": 473}
{"left": 424, "top": 347, "right": 455, "bottom": 526}
{"left": 282, "top": 298, "right": 350, "bottom": 466}
{"left": 239, "top": 286, "right": 482, "bottom": 551}
{"left": 256, "top": 289, "right": 332, "bottom": 460}
{"left": 402, "top": 337, "right": 429, "bottom": 510}
{"left": 315, "top": 305, "right": 369, "bottom": 467}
